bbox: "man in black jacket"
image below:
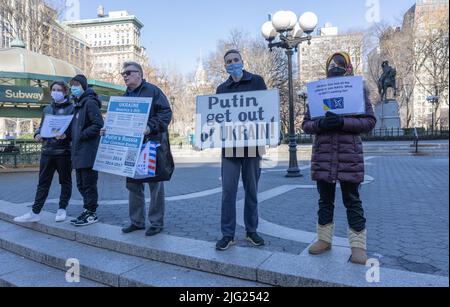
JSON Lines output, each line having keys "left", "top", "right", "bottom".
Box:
{"left": 215, "top": 50, "right": 268, "bottom": 251}
{"left": 102, "top": 61, "right": 172, "bottom": 236}
{"left": 69, "top": 74, "right": 104, "bottom": 226}
{"left": 14, "top": 81, "right": 73, "bottom": 223}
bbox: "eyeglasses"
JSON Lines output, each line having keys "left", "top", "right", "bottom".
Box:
{"left": 121, "top": 70, "right": 139, "bottom": 77}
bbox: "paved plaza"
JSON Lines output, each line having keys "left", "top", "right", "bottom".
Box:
{"left": 0, "top": 143, "right": 448, "bottom": 279}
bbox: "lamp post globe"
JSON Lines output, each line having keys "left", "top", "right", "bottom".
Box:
{"left": 261, "top": 21, "right": 277, "bottom": 41}
{"left": 299, "top": 12, "right": 318, "bottom": 34}
{"left": 261, "top": 10, "right": 318, "bottom": 178}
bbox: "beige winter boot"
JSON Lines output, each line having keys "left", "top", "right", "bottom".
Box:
{"left": 308, "top": 224, "right": 334, "bottom": 255}
{"left": 348, "top": 228, "right": 368, "bottom": 265}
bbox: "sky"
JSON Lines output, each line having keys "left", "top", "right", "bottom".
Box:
{"left": 76, "top": 0, "right": 417, "bottom": 75}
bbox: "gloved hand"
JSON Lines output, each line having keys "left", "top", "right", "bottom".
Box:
{"left": 319, "top": 112, "right": 344, "bottom": 131}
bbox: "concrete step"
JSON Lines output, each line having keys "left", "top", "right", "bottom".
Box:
{"left": 0, "top": 248, "right": 105, "bottom": 287}
{"left": 0, "top": 219, "right": 266, "bottom": 287}
{"left": 0, "top": 201, "right": 447, "bottom": 287}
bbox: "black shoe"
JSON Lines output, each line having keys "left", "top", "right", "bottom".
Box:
{"left": 145, "top": 226, "right": 163, "bottom": 236}
{"left": 216, "top": 236, "right": 235, "bottom": 251}
{"left": 74, "top": 211, "right": 98, "bottom": 227}
{"left": 122, "top": 224, "right": 145, "bottom": 234}
{"left": 70, "top": 210, "right": 89, "bottom": 225}
{"left": 246, "top": 232, "right": 265, "bottom": 247}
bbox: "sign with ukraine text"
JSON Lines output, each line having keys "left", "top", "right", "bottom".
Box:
{"left": 307, "top": 76, "right": 365, "bottom": 119}
{"left": 94, "top": 96, "right": 152, "bottom": 178}
{"left": 195, "top": 89, "right": 280, "bottom": 150}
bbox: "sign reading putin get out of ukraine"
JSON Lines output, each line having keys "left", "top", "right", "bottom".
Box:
{"left": 195, "top": 89, "right": 280, "bottom": 150}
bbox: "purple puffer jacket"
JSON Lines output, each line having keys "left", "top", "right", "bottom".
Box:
{"left": 302, "top": 90, "right": 376, "bottom": 184}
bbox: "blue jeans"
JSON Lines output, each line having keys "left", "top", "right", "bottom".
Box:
{"left": 221, "top": 156, "right": 261, "bottom": 237}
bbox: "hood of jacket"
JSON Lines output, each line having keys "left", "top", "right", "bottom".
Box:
{"left": 73, "top": 88, "right": 101, "bottom": 108}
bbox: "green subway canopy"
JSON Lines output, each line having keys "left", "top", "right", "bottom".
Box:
{"left": 0, "top": 43, "right": 126, "bottom": 119}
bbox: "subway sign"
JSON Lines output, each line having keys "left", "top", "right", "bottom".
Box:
{"left": 0, "top": 85, "right": 45, "bottom": 103}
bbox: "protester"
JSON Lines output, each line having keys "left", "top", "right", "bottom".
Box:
{"left": 101, "top": 61, "right": 173, "bottom": 236}
{"left": 69, "top": 74, "right": 104, "bottom": 226}
{"left": 14, "top": 81, "right": 73, "bottom": 223}
{"left": 215, "top": 49, "right": 268, "bottom": 251}
{"left": 302, "top": 52, "right": 377, "bottom": 264}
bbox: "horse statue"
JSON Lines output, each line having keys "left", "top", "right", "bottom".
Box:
{"left": 378, "top": 61, "right": 397, "bottom": 102}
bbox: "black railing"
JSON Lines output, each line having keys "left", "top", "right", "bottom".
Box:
{"left": 413, "top": 128, "right": 419, "bottom": 154}
{"left": 284, "top": 127, "right": 449, "bottom": 144}
{"left": 0, "top": 140, "right": 42, "bottom": 169}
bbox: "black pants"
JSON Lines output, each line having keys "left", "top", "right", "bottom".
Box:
{"left": 32, "top": 155, "right": 72, "bottom": 214}
{"left": 75, "top": 168, "right": 99, "bottom": 213}
{"left": 317, "top": 181, "right": 366, "bottom": 232}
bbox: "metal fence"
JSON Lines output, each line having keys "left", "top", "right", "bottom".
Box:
{"left": 288, "top": 127, "right": 449, "bottom": 144}
{"left": 0, "top": 140, "right": 42, "bottom": 168}
{"left": 1, "top": 127, "right": 449, "bottom": 168}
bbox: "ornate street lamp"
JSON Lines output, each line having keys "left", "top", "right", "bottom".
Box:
{"left": 261, "top": 11, "right": 318, "bottom": 177}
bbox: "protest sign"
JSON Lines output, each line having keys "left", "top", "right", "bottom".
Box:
{"left": 40, "top": 114, "right": 74, "bottom": 138}
{"left": 307, "top": 76, "right": 365, "bottom": 119}
{"left": 195, "top": 89, "right": 280, "bottom": 150}
{"left": 94, "top": 96, "right": 152, "bottom": 177}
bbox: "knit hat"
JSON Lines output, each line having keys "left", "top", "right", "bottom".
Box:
{"left": 326, "top": 52, "right": 354, "bottom": 76}
{"left": 70, "top": 74, "right": 88, "bottom": 90}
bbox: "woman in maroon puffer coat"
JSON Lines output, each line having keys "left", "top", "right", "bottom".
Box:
{"left": 302, "top": 52, "right": 377, "bottom": 265}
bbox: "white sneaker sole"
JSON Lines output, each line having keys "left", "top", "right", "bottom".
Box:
{"left": 14, "top": 217, "right": 41, "bottom": 223}
{"left": 74, "top": 219, "right": 98, "bottom": 227}
{"left": 246, "top": 237, "right": 265, "bottom": 247}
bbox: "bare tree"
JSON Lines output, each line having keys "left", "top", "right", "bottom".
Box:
{"left": 0, "top": 0, "right": 60, "bottom": 52}
{"left": 205, "top": 29, "right": 292, "bottom": 134}
{"left": 413, "top": 11, "right": 449, "bottom": 129}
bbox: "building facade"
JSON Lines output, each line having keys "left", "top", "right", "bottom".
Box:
{"left": 45, "top": 21, "right": 93, "bottom": 77}
{"left": 63, "top": 8, "right": 149, "bottom": 84}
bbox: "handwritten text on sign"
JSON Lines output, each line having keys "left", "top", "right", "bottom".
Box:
{"left": 195, "top": 90, "right": 280, "bottom": 149}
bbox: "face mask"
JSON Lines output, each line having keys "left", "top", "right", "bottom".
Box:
{"left": 226, "top": 63, "right": 244, "bottom": 79}
{"left": 327, "top": 66, "right": 347, "bottom": 78}
{"left": 71, "top": 86, "right": 84, "bottom": 98}
{"left": 51, "top": 91, "right": 65, "bottom": 103}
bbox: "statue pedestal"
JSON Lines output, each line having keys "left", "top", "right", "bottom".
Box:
{"left": 374, "top": 99, "right": 402, "bottom": 135}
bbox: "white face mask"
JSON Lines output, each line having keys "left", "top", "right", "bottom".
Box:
{"left": 51, "top": 91, "right": 65, "bottom": 103}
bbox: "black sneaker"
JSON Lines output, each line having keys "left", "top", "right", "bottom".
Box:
{"left": 74, "top": 211, "right": 98, "bottom": 227}
{"left": 145, "top": 226, "right": 163, "bottom": 236}
{"left": 122, "top": 224, "right": 145, "bottom": 234}
{"left": 70, "top": 210, "right": 89, "bottom": 225}
{"left": 246, "top": 232, "right": 265, "bottom": 247}
{"left": 216, "top": 236, "right": 235, "bottom": 251}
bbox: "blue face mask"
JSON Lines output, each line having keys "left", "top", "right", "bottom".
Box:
{"left": 226, "top": 63, "right": 244, "bottom": 79}
{"left": 71, "top": 86, "right": 84, "bottom": 98}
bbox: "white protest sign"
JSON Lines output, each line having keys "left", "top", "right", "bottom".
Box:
{"left": 94, "top": 96, "right": 152, "bottom": 178}
{"left": 195, "top": 89, "right": 280, "bottom": 150}
{"left": 307, "top": 76, "right": 365, "bottom": 119}
{"left": 40, "top": 114, "right": 74, "bottom": 138}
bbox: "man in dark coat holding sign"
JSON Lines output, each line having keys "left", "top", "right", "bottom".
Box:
{"left": 215, "top": 49, "right": 268, "bottom": 251}
{"left": 101, "top": 61, "right": 172, "bottom": 237}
